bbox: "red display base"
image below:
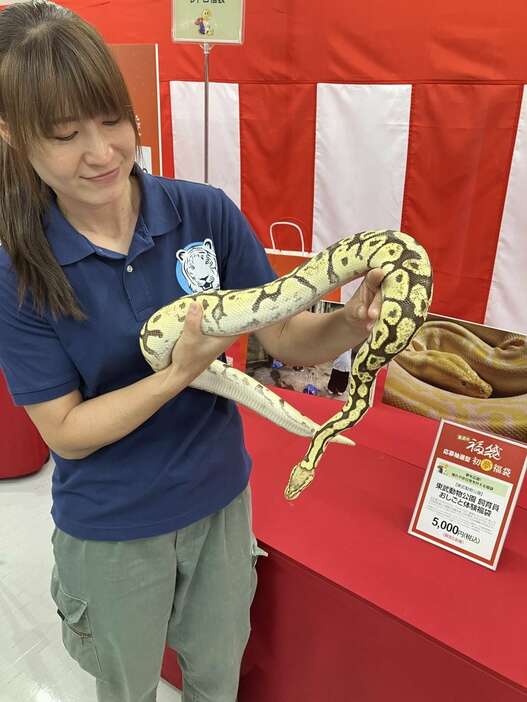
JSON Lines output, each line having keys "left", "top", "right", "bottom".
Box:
{"left": 0, "top": 371, "right": 49, "bottom": 478}
{"left": 162, "top": 380, "right": 527, "bottom": 700}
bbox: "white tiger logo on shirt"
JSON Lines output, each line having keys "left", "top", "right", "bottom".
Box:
{"left": 176, "top": 238, "right": 220, "bottom": 294}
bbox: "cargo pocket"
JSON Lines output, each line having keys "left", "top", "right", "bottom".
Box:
{"left": 51, "top": 579, "right": 102, "bottom": 678}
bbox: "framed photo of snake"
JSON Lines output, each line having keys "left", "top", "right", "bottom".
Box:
{"left": 382, "top": 313, "right": 527, "bottom": 444}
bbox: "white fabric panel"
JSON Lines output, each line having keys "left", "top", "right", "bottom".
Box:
{"left": 170, "top": 81, "right": 241, "bottom": 207}
{"left": 154, "top": 45, "right": 163, "bottom": 176}
{"left": 136, "top": 145, "right": 152, "bottom": 174}
{"left": 484, "top": 87, "right": 527, "bottom": 336}
{"left": 313, "top": 84, "right": 412, "bottom": 301}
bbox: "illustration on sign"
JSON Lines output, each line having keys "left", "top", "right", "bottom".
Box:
{"left": 172, "top": 0, "right": 245, "bottom": 44}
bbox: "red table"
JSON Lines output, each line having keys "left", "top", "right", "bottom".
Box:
{"left": 162, "top": 378, "right": 527, "bottom": 701}
{"left": 0, "top": 370, "right": 49, "bottom": 478}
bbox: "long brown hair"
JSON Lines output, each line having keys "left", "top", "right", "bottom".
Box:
{"left": 0, "top": 1, "right": 141, "bottom": 319}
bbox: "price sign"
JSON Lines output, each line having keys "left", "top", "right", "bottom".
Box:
{"left": 172, "top": 0, "right": 245, "bottom": 44}
{"left": 409, "top": 420, "right": 527, "bottom": 569}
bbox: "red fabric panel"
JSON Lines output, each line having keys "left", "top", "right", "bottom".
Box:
{"left": 239, "top": 84, "right": 316, "bottom": 248}
{"left": 159, "top": 80, "right": 174, "bottom": 178}
{"left": 165, "top": 550, "right": 527, "bottom": 701}
{"left": 163, "top": 390, "right": 527, "bottom": 696}
{"left": 161, "top": 647, "right": 182, "bottom": 691}
{"left": 402, "top": 84, "right": 522, "bottom": 322}
{"left": 225, "top": 336, "right": 249, "bottom": 372}
{"left": 238, "top": 551, "right": 527, "bottom": 702}
{"left": 1, "top": 0, "right": 201, "bottom": 83}
{"left": 107, "top": 0, "right": 204, "bottom": 82}
{"left": 242, "top": 392, "right": 527, "bottom": 689}
{"left": 0, "top": 372, "right": 48, "bottom": 477}
{"left": 15, "top": 0, "right": 527, "bottom": 84}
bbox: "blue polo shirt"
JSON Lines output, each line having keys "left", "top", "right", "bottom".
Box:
{"left": 0, "top": 166, "right": 276, "bottom": 540}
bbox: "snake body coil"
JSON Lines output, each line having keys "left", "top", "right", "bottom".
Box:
{"left": 140, "top": 230, "right": 433, "bottom": 500}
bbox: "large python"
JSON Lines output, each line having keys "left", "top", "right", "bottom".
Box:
{"left": 140, "top": 230, "right": 433, "bottom": 500}
{"left": 385, "top": 321, "right": 527, "bottom": 441}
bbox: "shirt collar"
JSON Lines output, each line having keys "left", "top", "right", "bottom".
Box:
{"left": 43, "top": 163, "right": 182, "bottom": 266}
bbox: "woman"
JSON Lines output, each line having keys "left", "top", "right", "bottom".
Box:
{"left": 0, "top": 3, "right": 384, "bottom": 701}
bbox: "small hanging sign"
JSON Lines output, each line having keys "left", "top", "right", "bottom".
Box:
{"left": 172, "top": 0, "right": 245, "bottom": 45}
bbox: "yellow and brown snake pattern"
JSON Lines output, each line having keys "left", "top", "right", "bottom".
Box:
{"left": 140, "top": 230, "right": 434, "bottom": 500}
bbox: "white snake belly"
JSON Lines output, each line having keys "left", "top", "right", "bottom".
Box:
{"left": 140, "top": 230, "right": 433, "bottom": 499}
{"left": 192, "top": 360, "right": 354, "bottom": 447}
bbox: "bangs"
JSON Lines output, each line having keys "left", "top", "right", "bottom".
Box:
{"left": 38, "top": 54, "right": 132, "bottom": 136}
{"left": 1, "top": 17, "right": 137, "bottom": 149}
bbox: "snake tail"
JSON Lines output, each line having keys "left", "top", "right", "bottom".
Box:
{"left": 192, "top": 360, "right": 354, "bottom": 446}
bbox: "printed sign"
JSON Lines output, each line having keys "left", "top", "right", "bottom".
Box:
{"left": 409, "top": 420, "right": 527, "bottom": 569}
{"left": 172, "top": 0, "right": 245, "bottom": 44}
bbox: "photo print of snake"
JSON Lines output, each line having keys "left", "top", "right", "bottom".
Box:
{"left": 383, "top": 316, "right": 527, "bottom": 443}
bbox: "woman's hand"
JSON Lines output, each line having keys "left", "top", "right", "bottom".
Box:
{"left": 342, "top": 268, "right": 386, "bottom": 333}
{"left": 254, "top": 268, "right": 387, "bottom": 368}
{"left": 167, "top": 302, "right": 239, "bottom": 388}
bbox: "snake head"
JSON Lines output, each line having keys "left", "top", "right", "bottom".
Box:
{"left": 284, "top": 463, "right": 316, "bottom": 501}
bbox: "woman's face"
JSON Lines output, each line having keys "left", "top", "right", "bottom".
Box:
{"left": 28, "top": 114, "right": 137, "bottom": 209}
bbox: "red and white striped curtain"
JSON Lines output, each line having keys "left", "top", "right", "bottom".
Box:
{"left": 169, "top": 80, "right": 527, "bottom": 335}
{"left": 3, "top": 0, "right": 527, "bottom": 334}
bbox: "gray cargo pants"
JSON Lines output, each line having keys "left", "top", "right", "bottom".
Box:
{"left": 50, "top": 487, "right": 265, "bottom": 702}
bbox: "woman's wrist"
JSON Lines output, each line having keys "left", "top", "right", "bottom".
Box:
{"left": 333, "top": 307, "right": 370, "bottom": 348}
{"left": 154, "top": 364, "right": 189, "bottom": 402}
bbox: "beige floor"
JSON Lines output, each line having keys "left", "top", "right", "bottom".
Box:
{"left": 248, "top": 360, "right": 348, "bottom": 399}
{"left": 0, "top": 458, "right": 182, "bottom": 702}
{"left": 246, "top": 334, "right": 349, "bottom": 400}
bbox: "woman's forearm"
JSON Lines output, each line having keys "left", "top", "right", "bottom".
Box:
{"left": 57, "top": 367, "right": 186, "bottom": 459}
{"left": 32, "top": 304, "right": 238, "bottom": 461}
{"left": 268, "top": 309, "right": 369, "bottom": 367}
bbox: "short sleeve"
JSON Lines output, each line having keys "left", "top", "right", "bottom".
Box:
{"left": 215, "top": 189, "right": 277, "bottom": 290}
{"left": 0, "top": 259, "right": 80, "bottom": 405}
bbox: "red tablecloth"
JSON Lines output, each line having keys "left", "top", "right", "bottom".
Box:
{"left": 0, "top": 370, "right": 49, "bottom": 478}
{"left": 162, "top": 384, "right": 527, "bottom": 700}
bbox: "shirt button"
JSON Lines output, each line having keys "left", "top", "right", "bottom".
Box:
{"left": 126, "top": 264, "right": 134, "bottom": 273}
